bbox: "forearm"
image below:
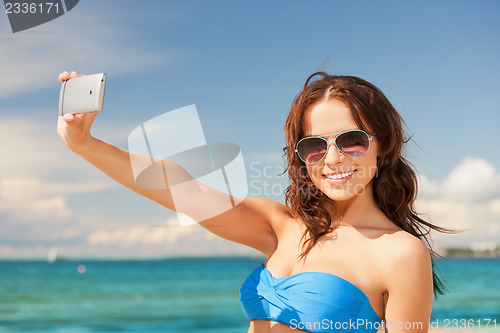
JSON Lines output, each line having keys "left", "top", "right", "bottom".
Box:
{"left": 75, "top": 137, "right": 192, "bottom": 211}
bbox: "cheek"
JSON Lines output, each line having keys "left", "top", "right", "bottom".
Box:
{"left": 352, "top": 155, "right": 378, "bottom": 179}
{"left": 306, "top": 164, "right": 323, "bottom": 181}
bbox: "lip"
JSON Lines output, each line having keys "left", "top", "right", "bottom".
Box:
{"left": 323, "top": 170, "right": 356, "bottom": 185}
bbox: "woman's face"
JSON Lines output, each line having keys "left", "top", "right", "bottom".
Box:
{"left": 303, "top": 98, "right": 379, "bottom": 203}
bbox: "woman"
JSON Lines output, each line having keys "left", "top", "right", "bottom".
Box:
{"left": 58, "top": 71, "right": 450, "bottom": 333}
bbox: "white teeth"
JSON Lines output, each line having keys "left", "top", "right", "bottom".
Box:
{"left": 325, "top": 171, "right": 354, "bottom": 180}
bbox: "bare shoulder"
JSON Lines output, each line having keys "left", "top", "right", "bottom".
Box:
{"left": 375, "top": 228, "right": 433, "bottom": 289}
{"left": 373, "top": 227, "right": 434, "bottom": 322}
{"left": 378, "top": 227, "right": 429, "bottom": 250}
{"left": 376, "top": 228, "right": 431, "bottom": 264}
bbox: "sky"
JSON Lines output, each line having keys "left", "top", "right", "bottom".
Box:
{"left": 0, "top": 0, "right": 499, "bottom": 259}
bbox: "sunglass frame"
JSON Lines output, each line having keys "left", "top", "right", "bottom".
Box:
{"left": 295, "top": 129, "right": 374, "bottom": 164}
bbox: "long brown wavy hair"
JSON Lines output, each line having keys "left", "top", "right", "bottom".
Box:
{"left": 284, "top": 72, "right": 455, "bottom": 298}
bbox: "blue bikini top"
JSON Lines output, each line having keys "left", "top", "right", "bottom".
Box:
{"left": 239, "top": 263, "right": 381, "bottom": 333}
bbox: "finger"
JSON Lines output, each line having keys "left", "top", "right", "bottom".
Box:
{"left": 59, "top": 71, "right": 70, "bottom": 82}
{"left": 70, "top": 71, "right": 81, "bottom": 79}
{"left": 75, "top": 111, "right": 96, "bottom": 119}
{"left": 63, "top": 113, "right": 76, "bottom": 123}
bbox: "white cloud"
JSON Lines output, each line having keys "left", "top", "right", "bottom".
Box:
{"left": 0, "top": 116, "right": 84, "bottom": 177}
{"left": 417, "top": 157, "right": 500, "bottom": 248}
{"left": 0, "top": 116, "right": 116, "bottom": 223}
{"left": 441, "top": 157, "right": 500, "bottom": 202}
{"left": 0, "top": 244, "right": 51, "bottom": 259}
{"left": 418, "top": 174, "right": 440, "bottom": 198}
{"left": 85, "top": 217, "right": 260, "bottom": 258}
{"left": 0, "top": 176, "right": 112, "bottom": 201}
{"left": 0, "top": 115, "right": 130, "bottom": 178}
{"left": 0, "top": 114, "right": 260, "bottom": 259}
{"left": 26, "top": 196, "right": 69, "bottom": 221}
{"left": 1, "top": 120, "right": 498, "bottom": 259}
{"left": 0, "top": 5, "right": 170, "bottom": 99}
{"left": 419, "top": 157, "right": 500, "bottom": 202}
{"left": 0, "top": 175, "right": 113, "bottom": 222}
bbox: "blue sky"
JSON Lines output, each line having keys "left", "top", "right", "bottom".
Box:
{"left": 1, "top": 0, "right": 499, "bottom": 258}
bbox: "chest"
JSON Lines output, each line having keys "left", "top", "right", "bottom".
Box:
{"left": 264, "top": 223, "right": 386, "bottom": 321}
{"left": 267, "top": 223, "right": 374, "bottom": 275}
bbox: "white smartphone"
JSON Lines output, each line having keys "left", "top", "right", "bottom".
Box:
{"left": 59, "top": 73, "right": 106, "bottom": 116}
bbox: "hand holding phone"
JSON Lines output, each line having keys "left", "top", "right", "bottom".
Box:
{"left": 57, "top": 71, "right": 104, "bottom": 153}
{"left": 59, "top": 73, "right": 106, "bottom": 116}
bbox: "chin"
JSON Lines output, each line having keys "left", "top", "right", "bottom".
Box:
{"left": 324, "top": 192, "right": 357, "bottom": 203}
{"left": 318, "top": 180, "right": 372, "bottom": 203}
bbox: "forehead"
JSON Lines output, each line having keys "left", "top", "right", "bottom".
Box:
{"left": 303, "top": 99, "right": 359, "bottom": 136}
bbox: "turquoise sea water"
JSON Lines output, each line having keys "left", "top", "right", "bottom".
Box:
{"left": 0, "top": 257, "right": 499, "bottom": 332}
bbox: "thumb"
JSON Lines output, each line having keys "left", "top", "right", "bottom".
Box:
{"left": 64, "top": 113, "right": 78, "bottom": 124}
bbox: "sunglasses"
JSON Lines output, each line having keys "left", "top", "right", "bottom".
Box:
{"left": 295, "top": 129, "right": 374, "bottom": 164}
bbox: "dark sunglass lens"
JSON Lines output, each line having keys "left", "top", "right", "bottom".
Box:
{"left": 298, "top": 137, "right": 327, "bottom": 163}
{"left": 337, "top": 131, "right": 369, "bottom": 156}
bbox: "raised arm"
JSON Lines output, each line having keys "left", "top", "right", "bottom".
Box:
{"left": 57, "top": 72, "right": 284, "bottom": 256}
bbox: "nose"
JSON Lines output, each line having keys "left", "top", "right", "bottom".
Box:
{"left": 323, "top": 140, "right": 345, "bottom": 165}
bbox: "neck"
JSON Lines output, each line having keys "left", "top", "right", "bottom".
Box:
{"left": 322, "top": 183, "right": 383, "bottom": 228}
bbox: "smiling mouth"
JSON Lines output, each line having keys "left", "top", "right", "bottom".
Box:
{"left": 323, "top": 170, "right": 355, "bottom": 180}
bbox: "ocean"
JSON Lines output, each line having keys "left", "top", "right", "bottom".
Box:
{"left": 0, "top": 257, "right": 498, "bottom": 332}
